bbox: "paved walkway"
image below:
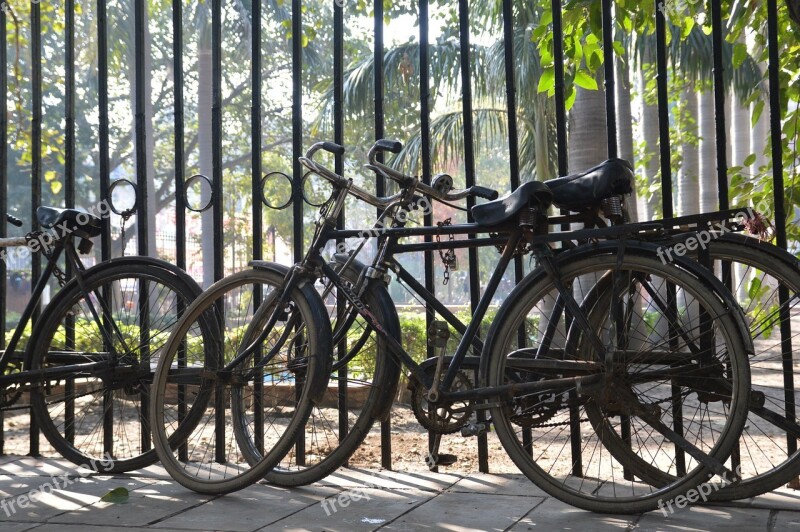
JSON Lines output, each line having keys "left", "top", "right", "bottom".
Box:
{"left": 0, "top": 456, "right": 799, "bottom": 531}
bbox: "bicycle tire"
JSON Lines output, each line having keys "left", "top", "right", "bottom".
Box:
{"left": 244, "top": 257, "right": 401, "bottom": 486}
{"left": 149, "top": 268, "right": 331, "bottom": 494}
{"left": 485, "top": 248, "right": 751, "bottom": 514}
{"left": 576, "top": 236, "right": 800, "bottom": 500}
{"left": 26, "top": 261, "right": 207, "bottom": 473}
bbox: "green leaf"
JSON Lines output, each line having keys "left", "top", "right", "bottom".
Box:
{"left": 565, "top": 85, "right": 577, "bottom": 111}
{"left": 50, "top": 181, "right": 62, "bottom": 195}
{"left": 538, "top": 68, "right": 555, "bottom": 93}
{"left": 743, "top": 153, "right": 757, "bottom": 167}
{"left": 748, "top": 277, "right": 762, "bottom": 301}
{"left": 751, "top": 100, "right": 765, "bottom": 126}
{"left": 100, "top": 487, "right": 130, "bottom": 504}
{"left": 44, "top": 170, "right": 57, "bottom": 182}
{"left": 612, "top": 41, "right": 626, "bottom": 59}
{"left": 681, "top": 17, "right": 695, "bottom": 39}
{"left": 732, "top": 42, "right": 748, "bottom": 69}
{"left": 574, "top": 70, "right": 598, "bottom": 91}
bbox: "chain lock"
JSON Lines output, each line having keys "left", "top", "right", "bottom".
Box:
{"left": 435, "top": 218, "right": 457, "bottom": 285}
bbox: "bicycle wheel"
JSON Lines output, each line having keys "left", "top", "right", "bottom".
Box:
{"left": 485, "top": 248, "right": 750, "bottom": 514}
{"left": 150, "top": 268, "right": 331, "bottom": 494}
{"left": 578, "top": 236, "right": 800, "bottom": 500}
{"left": 27, "top": 260, "right": 208, "bottom": 473}
{"left": 256, "top": 256, "right": 401, "bottom": 486}
{"left": 691, "top": 236, "right": 800, "bottom": 500}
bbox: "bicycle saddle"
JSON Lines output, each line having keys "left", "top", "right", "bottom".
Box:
{"left": 471, "top": 181, "right": 553, "bottom": 226}
{"left": 544, "top": 158, "right": 633, "bottom": 212}
{"left": 37, "top": 206, "right": 102, "bottom": 238}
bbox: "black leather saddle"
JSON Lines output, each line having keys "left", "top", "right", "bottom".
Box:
{"left": 545, "top": 158, "right": 633, "bottom": 212}
{"left": 471, "top": 181, "right": 553, "bottom": 226}
{"left": 37, "top": 206, "right": 103, "bottom": 238}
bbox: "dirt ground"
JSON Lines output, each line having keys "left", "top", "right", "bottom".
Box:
{"left": 0, "top": 401, "right": 518, "bottom": 475}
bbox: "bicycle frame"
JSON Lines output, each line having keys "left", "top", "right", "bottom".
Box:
{"left": 0, "top": 236, "right": 127, "bottom": 387}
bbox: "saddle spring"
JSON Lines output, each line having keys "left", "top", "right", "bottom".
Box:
{"left": 601, "top": 196, "right": 624, "bottom": 224}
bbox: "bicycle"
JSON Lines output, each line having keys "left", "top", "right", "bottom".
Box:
{"left": 296, "top": 142, "right": 800, "bottom": 503}
{"left": 0, "top": 207, "right": 214, "bottom": 472}
{"left": 151, "top": 141, "right": 753, "bottom": 514}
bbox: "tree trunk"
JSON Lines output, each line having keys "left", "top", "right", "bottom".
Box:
{"left": 615, "top": 52, "right": 638, "bottom": 222}
{"left": 678, "top": 87, "right": 700, "bottom": 216}
{"left": 637, "top": 47, "right": 661, "bottom": 220}
{"left": 698, "top": 89, "right": 717, "bottom": 213}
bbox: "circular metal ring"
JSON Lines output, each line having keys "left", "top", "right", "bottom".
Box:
{"left": 108, "top": 179, "right": 138, "bottom": 217}
{"left": 261, "top": 172, "right": 293, "bottom": 210}
{"left": 301, "top": 171, "right": 333, "bottom": 207}
{"left": 185, "top": 174, "right": 214, "bottom": 213}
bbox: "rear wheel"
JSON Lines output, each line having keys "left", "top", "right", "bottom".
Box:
{"left": 486, "top": 250, "right": 750, "bottom": 514}
{"left": 28, "top": 262, "right": 207, "bottom": 473}
{"left": 250, "top": 257, "right": 402, "bottom": 486}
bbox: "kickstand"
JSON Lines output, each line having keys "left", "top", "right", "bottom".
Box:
{"left": 426, "top": 431, "right": 457, "bottom": 471}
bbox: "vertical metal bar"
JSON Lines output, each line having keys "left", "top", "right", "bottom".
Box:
{"left": 420, "top": 0, "right": 436, "bottom": 472}
{"left": 552, "top": 0, "right": 581, "bottom": 476}
{"left": 251, "top": 0, "right": 264, "bottom": 455}
{"left": 457, "top": 0, "right": 487, "bottom": 474}
{"left": 373, "top": 0, "right": 392, "bottom": 470}
{"left": 30, "top": 0, "right": 42, "bottom": 457}
{"left": 291, "top": 0, "right": 306, "bottom": 465}
{"left": 601, "top": 0, "right": 617, "bottom": 159}
{"left": 710, "top": 0, "right": 728, "bottom": 210}
{"left": 0, "top": 3, "right": 6, "bottom": 456}
{"left": 212, "top": 0, "right": 225, "bottom": 463}
{"left": 766, "top": 0, "right": 796, "bottom": 471}
{"left": 64, "top": 0, "right": 76, "bottom": 447}
{"left": 551, "top": 0, "right": 568, "bottom": 175}
{"left": 499, "top": 0, "right": 523, "bottom": 471}
{"left": 173, "top": 0, "right": 188, "bottom": 462}
{"left": 334, "top": 0, "right": 349, "bottom": 456}
{"left": 654, "top": 0, "right": 686, "bottom": 476}
{"left": 135, "top": 0, "right": 149, "bottom": 256}
{"left": 98, "top": 0, "right": 111, "bottom": 261}
{"left": 655, "top": 0, "right": 672, "bottom": 216}
{"left": 134, "top": 0, "right": 150, "bottom": 454}
{"left": 173, "top": 1, "right": 186, "bottom": 286}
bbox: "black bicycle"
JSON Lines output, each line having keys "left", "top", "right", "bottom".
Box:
{"left": 0, "top": 207, "right": 213, "bottom": 472}
{"left": 150, "top": 141, "right": 753, "bottom": 514}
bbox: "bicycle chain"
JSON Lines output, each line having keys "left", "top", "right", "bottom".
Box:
{"left": 435, "top": 218, "right": 457, "bottom": 285}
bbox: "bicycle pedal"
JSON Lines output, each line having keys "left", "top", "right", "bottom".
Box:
{"left": 460, "top": 422, "right": 488, "bottom": 437}
{"left": 430, "top": 453, "right": 458, "bottom": 468}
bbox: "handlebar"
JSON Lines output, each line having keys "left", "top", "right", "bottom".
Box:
{"left": 301, "top": 140, "right": 500, "bottom": 211}
{"left": 5, "top": 214, "right": 23, "bottom": 227}
{"left": 366, "top": 139, "right": 499, "bottom": 202}
{"left": 300, "top": 142, "right": 405, "bottom": 209}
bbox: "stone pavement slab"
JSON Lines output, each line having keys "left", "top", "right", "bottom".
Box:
{"left": 0, "top": 456, "right": 798, "bottom": 531}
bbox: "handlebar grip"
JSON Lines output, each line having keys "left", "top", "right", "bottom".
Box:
{"left": 374, "top": 139, "right": 403, "bottom": 154}
{"left": 6, "top": 214, "right": 23, "bottom": 227}
{"left": 472, "top": 186, "right": 499, "bottom": 200}
{"left": 321, "top": 142, "right": 346, "bottom": 156}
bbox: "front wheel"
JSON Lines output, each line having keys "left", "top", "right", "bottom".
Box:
{"left": 485, "top": 250, "right": 751, "bottom": 514}
{"left": 149, "top": 268, "right": 331, "bottom": 494}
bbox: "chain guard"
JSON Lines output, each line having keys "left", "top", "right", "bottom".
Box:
{"left": 409, "top": 369, "right": 474, "bottom": 434}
